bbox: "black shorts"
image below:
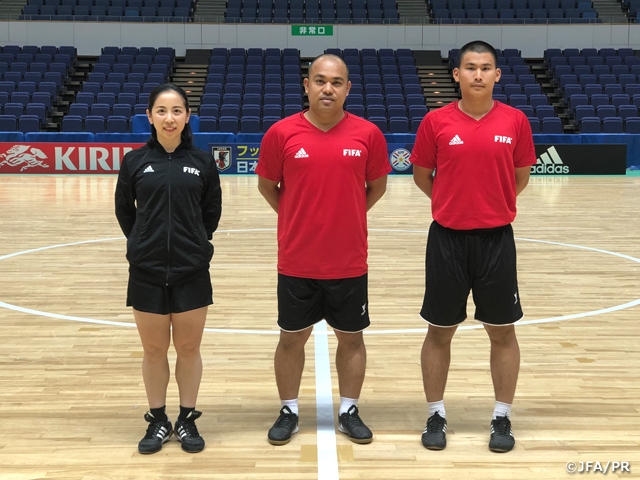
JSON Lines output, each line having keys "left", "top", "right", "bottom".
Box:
{"left": 277, "top": 273, "right": 370, "bottom": 333}
{"left": 126, "top": 270, "right": 213, "bottom": 315}
{"left": 420, "top": 221, "right": 523, "bottom": 327}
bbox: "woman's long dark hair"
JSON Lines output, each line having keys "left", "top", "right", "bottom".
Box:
{"left": 147, "top": 83, "right": 193, "bottom": 149}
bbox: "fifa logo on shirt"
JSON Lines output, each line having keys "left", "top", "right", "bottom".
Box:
{"left": 494, "top": 136, "right": 512, "bottom": 144}
{"left": 183, "top": 166, "right": 200, "bottom": 176}
{"left": 343, "top": 149, "right": 362, "bottom": 156}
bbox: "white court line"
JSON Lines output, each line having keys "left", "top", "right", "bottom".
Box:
{"left": 314, "top": 321, "right": 340, "bottom": 480}
{"left": 0, "top": 237, "right": 125, "bottom": 261}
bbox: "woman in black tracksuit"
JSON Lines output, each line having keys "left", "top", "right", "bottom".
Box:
{"left": 115, "top": 84, "right": 221, "bottom": 455}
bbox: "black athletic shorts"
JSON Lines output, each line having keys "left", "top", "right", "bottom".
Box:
{"left": 126, "top": 270, "right": 213, "bottom": 315}
{"left": 277, "top": 273, "right": 370, "bottom": 333}
{"left": 420, "top": 221, "right": 523, "bottom": 327}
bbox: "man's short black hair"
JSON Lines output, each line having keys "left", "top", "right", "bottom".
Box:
{"left": 455, "top": 40, "right": 498, "bottom": 69}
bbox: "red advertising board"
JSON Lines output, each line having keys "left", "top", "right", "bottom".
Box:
{"left": 0, "top": 143, "right": 145, "bottom": 174}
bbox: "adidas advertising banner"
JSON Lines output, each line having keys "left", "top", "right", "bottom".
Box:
{"left": 0, "top": 143, "right": 143, "bottom": 174}
{"left": 533, "top": 144, "right": 627, "bottom": 175}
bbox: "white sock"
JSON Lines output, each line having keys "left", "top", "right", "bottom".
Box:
{"left": 493, "top": 401, "right": 512, "bottom": 420}
{"left": 281, "top": 398, "right": 299, "bottom": 415}
{"left": 428, "top": 400, "right": 446, "bottom": 419}
{"left": 339, "top": 397, "right": 358, "bottom": 415}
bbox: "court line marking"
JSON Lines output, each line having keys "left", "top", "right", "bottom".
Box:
{"left": 314, "top": 321, "right": 340, "bottom": 480}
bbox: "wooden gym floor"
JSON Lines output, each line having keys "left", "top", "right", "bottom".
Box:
{"left": 0, "top": 174, "right": 639, "bottom": 480}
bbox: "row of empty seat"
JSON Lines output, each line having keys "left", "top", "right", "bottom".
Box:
{"left": 433, "top": 0, "right": 590, "bottom": 7}
{"left": 430, "top": 0, "right": 603, "bottom": 22}
{"left": 431, "top": 9, "right": 600, "bottom": 22}
{"left": 225, "top": 0, "right": 400, "bottom": 23}
{"left": 21, "top": 0, "right": 193, "bottom": 21}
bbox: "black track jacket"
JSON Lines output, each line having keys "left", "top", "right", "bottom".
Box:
{"left": 115, "top": 141, "right": 222, "bottom": 285}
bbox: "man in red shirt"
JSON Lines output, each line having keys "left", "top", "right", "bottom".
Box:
{"left": 256, "top": 54, "right": 390, "bottom": 446}
{"left": 411, "top": 40, "right": 536, "bottom": 453}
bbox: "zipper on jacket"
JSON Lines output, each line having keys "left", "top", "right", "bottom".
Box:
{"left": 166, "top": 153, "right": 172, "bottom": 285}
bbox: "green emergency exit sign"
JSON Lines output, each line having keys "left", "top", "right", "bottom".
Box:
{"left": 291, "top": 25, "right": 334, "bottom": 36}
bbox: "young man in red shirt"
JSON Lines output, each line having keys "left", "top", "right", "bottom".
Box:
{"left": 411, "top": 40, "right": 536, "bottom": 453}
{"left": 256, "top": 54, "right": 390, "bottom": 446}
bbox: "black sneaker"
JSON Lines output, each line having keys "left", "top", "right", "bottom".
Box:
{"left": 174, "top": 410, "right": 205, "bottom": 453}
{"left": 138, "top": 412, "right": 173, "bottom": 454}
{"left": 338, "top": 405, "right": 373, "bottom": 444}
{"left": 421, "top": 412, "right": 447, "bottom": 450}
{"left": 489, "top": 416, "right": 515, "bottom": 453}
{"left": 267, "top": 406, "right": 299, "bottom": 445}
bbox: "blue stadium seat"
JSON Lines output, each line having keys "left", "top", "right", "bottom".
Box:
{"left": 0, "top": 82, "right": 16, "bottom": 95}
{"left": 618, "top": 104, "right": 638, "bottom": 121}
{"left": 107, "top": 116, "right": 128, "bottom": 132}
{"left": 4, "top": 103, "right": 24, "bottom": 117}
{"left": 625, "top": 116, "right": 640, "bottom": 133}
{"left": 602, "top": 117, "right": 623, "bottom": 133}
{"left": 112, "top": 104, "right": 132, "bottom": 118}
{"left": 596, "top": 104, "right": 616, "bottom": 120}
{"left": 542, "top": 116, "right": 563, "bottom": 133}
{"left": 0, "top": 114, "right": 17, "bottom": 131}
{"left": 11, "top": 92, "right": 30, "bottom": 107}
{"left": 389, "top": 117, "right": 409, "bottom": 133}
{"left": 584, "top": 84, "right": 602, "bottom": 98}
{"left": 103, "top": 82, "right": 122, "bottom": 96}
{"left": 611, "top": 94, "right": 631, "bottom": 108}
{"left": 574, "top": 105, "right": 595, "bottom": 125}
{"left": 24, "top": 72, "right": 42, "bottom": 86}
{"left": 19, "top": 114, "right": 41, "bottom": 133}
{"left": 97, "top": 92, "right": 116, "bottom": 107}
{"left": 262, "top": 116, "right": 280, "bottom": 132}
{"left": 62, "top": 115, "right": 83, "bottom": 132}
{"left": 199, "top": 116, "right": 217, "bottom": 132}
{"left": 368, "top": 116, "right": 388, "bottom": 133}
{"left": 580, "top": 117, "right": 600, "bottom": 133}
{"left": 218, "top": 116, "right": 239, "bottom": 133}
{"left": 26, "top": 103, "right": 46, "bottom": 124}
{"left": 69, "top": 103, "right": 89, "bottom": 118}
{"left": 529, "top": 94, "right": 548, "bottom": 108}
{"left": 30, "top": 91, "right": 51, "bottom": 111}
{"left": 535, "top": 105, "right": 555, "bottom": 120}
{"left": 84, "top": 115, "right": 105, "bottom": 133}
{"left": 91, "top": 103, "right": 111, "bottom": 118}
{"left": 118, "top": 93, "right": 137, "bottom": 107}
{"left": 240, "top": 116, "right": 261, "bottom": 133}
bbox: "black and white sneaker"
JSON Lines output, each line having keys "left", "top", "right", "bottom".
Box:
{"left": 489, "top": 416, "right": 515, "bottom": 453}
{"left": 174, "top": 410, "right": 205, "bottom": 453}
{"left": 421, "top": 412, "right": 447, "bottom": 450}
{"left": 267, "top": 406, "right": 299, "bottom": 445}
{"left": 338, "top": 405, "right": 373, "bottom": 444}
{"left": 138, "top": 412, "right": 173, "bottom": 454}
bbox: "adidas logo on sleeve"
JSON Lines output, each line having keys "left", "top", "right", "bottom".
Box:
{"left": 294, "top": 148, "right": 309, "bottom": 158}
{"left": 448, "top": 135, "right": 464, "bottom": 145}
